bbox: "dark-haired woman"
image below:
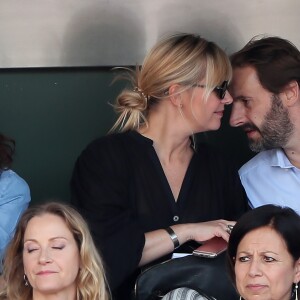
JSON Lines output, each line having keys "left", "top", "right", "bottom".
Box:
{"left": 227, "top": 205, "right": 300, "bottom": 300}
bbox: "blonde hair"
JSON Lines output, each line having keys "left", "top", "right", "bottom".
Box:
{"left": 110, "top": 33, "right": 232, "bottom": 132}
{"left": 0, "top": 202, "right": 110, "bottom": 300}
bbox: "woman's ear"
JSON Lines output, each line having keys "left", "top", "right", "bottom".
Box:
{"left": 167, "top": 84, "right": 183, "bottom": 107}
{"left": 294, "top": 258, "right": 300, "bottom": 283}
{"left": 282, "top": 80, "right": 299, "bottom": 107}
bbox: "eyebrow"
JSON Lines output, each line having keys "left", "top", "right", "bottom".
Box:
{"left": 238, "top": 250, "right": 279, "bottom": 256}
{"left": 234, "top": 95, "right": 252, "bottom": 101}
{"left": 24, "top": 237, "right": 68, "bottom": 243}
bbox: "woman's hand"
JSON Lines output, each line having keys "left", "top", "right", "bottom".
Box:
{"left": 174, "top": 219, "right": 236, "bottom": 245}
{"left": 140, "top": 219, "right": 235, "bottom": 266}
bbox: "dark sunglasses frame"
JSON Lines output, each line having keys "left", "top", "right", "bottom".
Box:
{"left": 164, "top": 80, "right": 228, "bottom": 99}
{"left": 194, "top": 80, "right": 228, "bottom": 99}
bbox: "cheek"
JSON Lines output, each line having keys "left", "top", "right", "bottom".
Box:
{"left": 66, "top": 256, "right": 81, "bottom": 282}
{"left": 189, "top": 100, "right": 211, "bottom": 122}
{"left": 270, "top": 267, "right": 295, "bottom": 289}
{"left": 234, "top": 264, "right": 247, "bottom": 288}
{"left": 63, "top": 251, "right": 81, "bottom": 272}
{"left": 23, "top": 253, "right": 32, "bottom": 272}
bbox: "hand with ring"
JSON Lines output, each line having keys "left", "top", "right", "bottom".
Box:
{"left": 226, "top": 224, "right": 234, "bottom": 234}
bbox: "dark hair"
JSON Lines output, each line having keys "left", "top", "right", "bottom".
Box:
{"left": 230, "top": 36, "right": 300, "bottom": 94}
{"left": 227, "top": 204, "right": 300, "bottom": 283}
{"left": 0, "top": 134, "right": 15, "bottom": 170}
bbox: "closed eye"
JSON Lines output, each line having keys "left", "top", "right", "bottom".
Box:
{"left": 52, "top": 246, "right": 65, "bottom": 250}
{"left": 27, "top": 248, "right": 39, "bottom": 253}
{"left": 235, "top": 96, "right": 251, "bottom": 108}
{"left": 241, "top": 98, "right": 251, "bottom": 108}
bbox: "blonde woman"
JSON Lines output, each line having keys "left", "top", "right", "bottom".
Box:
{"left": 71, "top": 33, "right": 248, "bottom": 299}
{"left": 0, "top": 202, "right": 110, "bottom": 300}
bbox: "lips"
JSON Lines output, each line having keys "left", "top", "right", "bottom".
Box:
{"left": 242, "top": 124, "right": 260, "bottom": 139}
{"left": 245, "top": 129, "right": 257, "bottom": 138}
{"left": 215, "top": 110, "right": 224, "bottom": 117}
{"left": 246, "top": 284, "right": 268, "bottom": 292}
{"left": 36, "top": 270, "right": 57, "bottom": 275}
{"left": 242, "top": 123, "right": 258, "bottom": 131}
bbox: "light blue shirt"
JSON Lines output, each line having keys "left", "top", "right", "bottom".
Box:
{"left": 239, "top": 148, "right": 300, "bottom": 215}
{"left": 0, "top": 169, "right": 31, "bottom": 273}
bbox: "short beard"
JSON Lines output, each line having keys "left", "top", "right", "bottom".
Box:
{"left": 249, "top": 94, "right": 294, "bottom": 152}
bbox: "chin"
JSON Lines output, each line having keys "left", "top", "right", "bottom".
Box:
{"left": 34, "top": 281, "right": 63, "bottom": 294}
{"left": 209, "top": 124, "right": 221, "bottom": 131}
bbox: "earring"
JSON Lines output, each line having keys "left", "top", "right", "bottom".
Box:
{"left": 179, "top": 103, "right": 183, "bottom": 108}
{"left": 295, "top": 282, "right": 298, "bottom": 300}
{"left": 24, "top": 274, "right": 29, "bottom": 287}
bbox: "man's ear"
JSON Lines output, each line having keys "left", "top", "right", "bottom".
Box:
{"left": 282, "top": 80, "right": 299, "bottom": 107}
{"left": 167, "top": 84, "right": 182, "bottom": 107}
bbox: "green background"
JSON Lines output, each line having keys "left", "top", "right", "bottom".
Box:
{"left": 0, "top": 68, "right": 254, "bottom": 205}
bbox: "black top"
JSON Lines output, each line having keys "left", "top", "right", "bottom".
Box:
{"left": 70, "top": 131, "right": 248, "bottom": 299}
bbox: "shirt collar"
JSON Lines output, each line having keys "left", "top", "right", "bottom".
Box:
{"left": 270, "top": 148, "right": 295, "bottom": 169}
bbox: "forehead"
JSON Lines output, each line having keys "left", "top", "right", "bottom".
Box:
{"left": 229, "top": 65, "right": 266, "bottom": 98}
{"left": 24, "top": 213, "right": 73, "bottom": 239}
{"left": 238, "top": 226, "right": 289, "bottom": 254}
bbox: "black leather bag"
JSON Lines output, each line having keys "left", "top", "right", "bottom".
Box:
{"left": 134, "top": 252, "right": 239, "bottom": 300}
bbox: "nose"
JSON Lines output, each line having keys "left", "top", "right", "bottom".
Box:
{"left": 248, "top": 259, "right": 263, "bottom": 277}
{"left": 38, "top": 248, "right": 52, "bottom": 265}
{"left": 221, "top": 90, "right": 233, "bottom": 105}
{"left": 229, "top": 101, "right": 247, "bottom": 127}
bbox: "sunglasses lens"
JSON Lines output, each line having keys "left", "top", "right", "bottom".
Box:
{"left": 215, "top": 81, "right": 228, "bottom": 99}
{"left": 221, "top": 88, "right": 226, "bottom": 99}
{"left": 219, "top": 89, "right": 224, "bottom": 99}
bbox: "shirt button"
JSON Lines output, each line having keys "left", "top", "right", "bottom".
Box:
{"left": 173, "top": 215, "right": 179, "bottom": 222}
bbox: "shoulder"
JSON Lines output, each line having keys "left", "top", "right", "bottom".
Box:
{"left": 85, "top": 131, "right": 145, "bottom": 153}
{"left": 74, "top": 131, "right": 152, "bottom": 174}
{"left": 0, "top": 169, "right": 30, "bottom": 202}
{"left": 85, "top": 132, "right": 129, "bottom": 149}
{"left": 78, "top": 132, "right": 130, "bottom": 160}
{"left": 239, "top": 149, "right": 276, "bottom": 176}
{"left": 0, "top": 169, "right": 30, "bottom": 191}
{"left": 80, "top": 131, "right": 152, "bottom": 160}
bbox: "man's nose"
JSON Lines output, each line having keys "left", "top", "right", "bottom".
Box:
{"left": 229, "top": 101, "right": 247, "bottom": 127}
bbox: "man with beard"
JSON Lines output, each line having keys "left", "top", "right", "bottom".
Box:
{"left": 229, "top": 36, "right": 300, "bottom": 214}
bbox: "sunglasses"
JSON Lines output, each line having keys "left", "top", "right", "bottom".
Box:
{"left": 194, "top": 80, "right": 228, "bottom": 100}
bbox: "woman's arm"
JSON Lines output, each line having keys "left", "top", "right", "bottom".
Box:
{"left": 0, "top": 170, "right": 31, "bottom": 272}
{"left": 139, "top": 220, "right": 235, "bottom": 266}
{"left": 70, "top": 136, "right": 146, "bottom": 290}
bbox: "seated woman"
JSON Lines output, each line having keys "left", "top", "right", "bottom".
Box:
{"left": 227, "top": 204, "right": 300, "bottom": 300}
{"left": 71, "top": 33, "right": 248, "bottom": 299}
{"left": 0, "top": 133, "right": 30, "bottom": 273}
{"left": 0, "top": 202, "right": 110, "bottom": 300}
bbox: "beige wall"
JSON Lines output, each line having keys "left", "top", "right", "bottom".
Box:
{"left": 0, "top": 0, "right": 300, "bottom": 67}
